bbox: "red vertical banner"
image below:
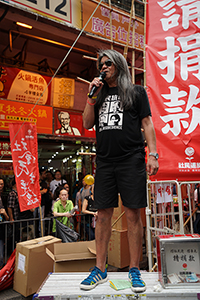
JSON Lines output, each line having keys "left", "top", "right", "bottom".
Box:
{"left": 146, "top": 0, "right": 200, "bottom": 180}
{"left": 9, "top": 122, "right": 41, "bottom": 211}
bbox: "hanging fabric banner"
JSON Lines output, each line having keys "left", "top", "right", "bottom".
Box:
{"left": 146, "top": 0, "right": 200, "bottom": 180}
{"left": 9, "top": 122, "right": 41, "bottom": 211}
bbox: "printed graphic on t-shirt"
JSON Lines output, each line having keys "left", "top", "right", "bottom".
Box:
{"left": 99, "top": 94, "right": 123, "bottom": 132}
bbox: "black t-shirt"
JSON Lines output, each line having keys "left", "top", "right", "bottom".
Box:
{"left": 95, "top": 85, "right": 151, "bottom": 161}
{"left": 84, "top": 195, "right": 97, "bottom": 224}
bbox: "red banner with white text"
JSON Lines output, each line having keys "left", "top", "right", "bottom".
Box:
{"left": 146, "top": 0, "right": 200, "bottom": 181}
{"left": 9, "top": 123, "right": 41, "bottom": 212}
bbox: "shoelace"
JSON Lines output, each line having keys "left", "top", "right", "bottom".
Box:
{"left": 129, "top": 269, "right": 143, "bottom": 283}
{"left": 85, "top": 267, "right": 99, "bottom": 282}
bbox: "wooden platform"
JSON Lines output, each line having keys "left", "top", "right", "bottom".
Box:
{"left": 34, "top": 272, "right": 200, "bottom": 300}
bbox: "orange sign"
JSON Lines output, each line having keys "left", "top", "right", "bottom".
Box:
{"left": 82, "top": 0, "right": 144, "bottom": 50}
{"left": 0, "top": 100, "right": 53, "bottom": 134}
{"left": 52, "top": 77, "right": 75, "bottom": 109}
{"left": 0, "top": 66, "right": 51, "bottom": 106}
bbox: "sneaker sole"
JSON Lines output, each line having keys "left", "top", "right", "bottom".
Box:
{"left": 128, "top": 277, "right": 146, "bottom": 293}
{"left": 80, "top": 277, "right": 108, "bottom": 290}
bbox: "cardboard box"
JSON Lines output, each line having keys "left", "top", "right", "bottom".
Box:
{"left": 108, "top": 229, "right": 130, "bottom": 269}
{"left": 46, "top": 240, "right": 96, "bottom": 272}
{"left": 14, "top": 235, "right": 61, "bottom": 297}
{"left": 111, "top": 194, "right": 127, "bottom": 230}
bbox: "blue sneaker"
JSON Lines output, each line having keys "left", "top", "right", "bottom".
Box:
{"left": 128, "top": 267, "right": 146, "bottom": 293}
{"left": 80, "top": 266, "right": 108, "bottom": 290}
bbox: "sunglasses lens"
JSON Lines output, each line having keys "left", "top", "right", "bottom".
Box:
{"left": 106, "top": 60, "right": 112, "bottom": 67}
{"left": 99, "top": 60, "right": 112, "bottom": 70}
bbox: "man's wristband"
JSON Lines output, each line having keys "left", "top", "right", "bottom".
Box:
{"left": 87, "top": 99, "right": 95, "bottom": 106}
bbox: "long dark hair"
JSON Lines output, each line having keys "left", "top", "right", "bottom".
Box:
{"left": 96, "top": 49, "right": 136, "bottom": 110}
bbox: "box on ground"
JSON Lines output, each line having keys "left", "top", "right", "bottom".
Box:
{"left": 156, "top": 234, "right": 200, "bottom": 289}
{"left": 108, "top": 229, "right": 130, "bottom": 269}
{"left": 14, "top": 235, "right": 61, "bottom": 297}
{"left": 46, "top": 240, "right": 96, "bottom": 272}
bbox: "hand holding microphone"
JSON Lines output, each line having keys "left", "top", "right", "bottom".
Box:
{"left": 88, "top": 71, "right": 106, "bottom": 98}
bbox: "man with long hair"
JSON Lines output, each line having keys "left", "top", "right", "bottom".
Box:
{"left": 80, "top": 49, "right": 159, "bottom": 292}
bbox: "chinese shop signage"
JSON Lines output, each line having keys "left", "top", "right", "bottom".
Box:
{"left": 0, "top": 100, "right": 53, "bottom": 134}
{"left": 82, "top": 0, "right": 144, "bottom": 50}
{"left": 0, "top": 141, "right": 11, "bottom": 157}
{"left": 52, "top": 77, "right": 75, "bottom": 109}
{"left": 146, "top": 0, "right": 200, "bottom": 180}
{"left": 0, "top": 66, "right": 51, "bottom": 105}
{"left": 9, "top": 122, "right": 41, "bottom": 211}
{"left": 54, "top": 109, "right": 96, "bottom": 138}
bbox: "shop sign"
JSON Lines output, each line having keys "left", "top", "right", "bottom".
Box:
{"left": 54, "top": 108, "right": 96, "bottom": 139}
{"left": 0, "top": 99, "right": 53, "bottom": 134}
{"left": 0, "top": 66, "right": 51, "bottom": 106}
{"left": 52, "top": 77, "right": 75, "bottom": 109}
{"left": 0, "top": 141, "right": 11, "bottom": 157}
{"left": 146, "top": 0, "right": 200, "bottom": 180}
{"left": 3, "top": 0, "right": 81, "bottom": 28}
{"left": 9, "top": 122, "right": 41, "bottom": 211}
{"left": 82, "top": 0, "right": 144, "bottom": 50}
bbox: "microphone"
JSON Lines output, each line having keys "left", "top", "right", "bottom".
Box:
{"left": 88, "top": 71, "right": 106, "bottom": 98}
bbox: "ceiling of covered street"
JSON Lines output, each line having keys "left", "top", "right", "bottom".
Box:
{"left": 0, "top": 3, "right": 102, "bottom": 81}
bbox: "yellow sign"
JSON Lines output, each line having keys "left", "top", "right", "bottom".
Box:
{"left": 52, "top": 77, "right": 75, "bottom": 109}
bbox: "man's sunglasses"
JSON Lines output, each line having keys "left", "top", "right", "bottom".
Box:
{"left": 98, "top": 59, "right": 112, "bottom": 71}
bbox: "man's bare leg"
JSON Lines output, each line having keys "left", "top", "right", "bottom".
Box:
{"left": 124, "top": 207, "right": 146, "bottom": 293}
{"left": 96, "top": 207, "right": 114, "bottom": 272}
{"left": 124, "top": 207, "right": 143, "bottom": 268}
{"left": 80, "top": 207, "right": 113, "bottom": 290}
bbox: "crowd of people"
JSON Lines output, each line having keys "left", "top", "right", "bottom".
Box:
{"left": 0, "top": 170, "right": 97, "bottom": 269}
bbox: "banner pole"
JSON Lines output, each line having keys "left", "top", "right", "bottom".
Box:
{"left": 123, "top": 0, "right": 134, "bottom": 60}
{"left": 39, "top": 204, "right": 44, "bottom": 237}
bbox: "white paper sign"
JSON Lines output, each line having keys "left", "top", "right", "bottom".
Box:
{"left": 17, "top": 252, "right": 26, "bottom": 274}
{"left": 165, "top": 242, "right": 200, "bottom": 275}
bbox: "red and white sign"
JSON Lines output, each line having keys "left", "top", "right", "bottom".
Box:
{"left": 155, "top": 183, "right": 173, "bottom": 204}
{"left": 9, "top": 123, "right": 41, "bottom": 212}
{"left": 146, "top": 0, "right": 200, "bottom": 180}
{"left": 54, "top": 109, "right": 96, "bottom": 138}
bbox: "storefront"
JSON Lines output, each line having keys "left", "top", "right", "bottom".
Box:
{"left": 0, "top": 0, "right": 145, "bottom": 189}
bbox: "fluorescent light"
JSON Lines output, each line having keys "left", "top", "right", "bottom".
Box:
{"left": 16, "top": 22, "right": 32, "bottom": 29}
{"left": 0, "top": 159, "right": 13, "bottom": 162}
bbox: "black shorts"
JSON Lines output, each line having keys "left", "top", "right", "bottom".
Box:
{"left": 94, "top": 152, "right": 147, "bottom": 209}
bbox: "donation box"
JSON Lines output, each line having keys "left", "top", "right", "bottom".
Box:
{"left": 156, "top": 234, "right": 200, "bottom": 289}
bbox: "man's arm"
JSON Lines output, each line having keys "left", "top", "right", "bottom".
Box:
{"left": 53, "top": 211, "right": 72, "bottom": 218}
{"left": 0, "top": 208, "right": 9, "bottom": 221}
{"left": 82, "top": 95, "right": 96, "bottom": 129}
{"left": 83, "top": 77, "right": 104, "bottom": 129}
{"left": 141, "top": 115, "right": 159, "bottom": 176}
{"left": 7, "top": 207, "right": 14, "bottom": 222}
